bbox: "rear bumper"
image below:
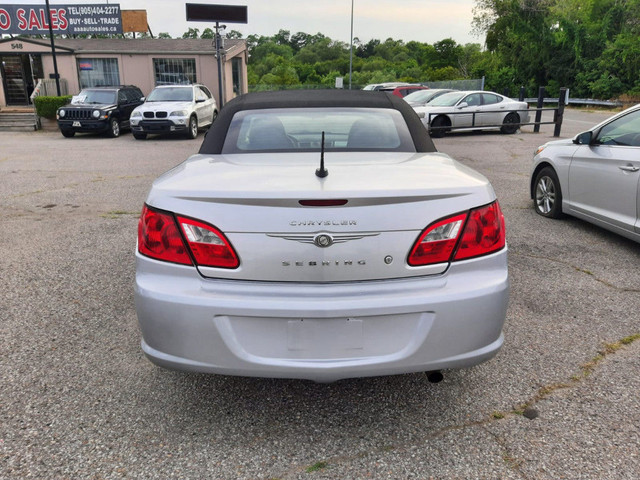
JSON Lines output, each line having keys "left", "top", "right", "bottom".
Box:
{"left": 135, "top": 249, "right": 509, "bottom": 382}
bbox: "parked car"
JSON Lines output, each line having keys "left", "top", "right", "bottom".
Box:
{"left": 530, "top": 104, "right": 640, "bottom": 243}
{"left": 130, "top": 84, "right": 217, "bottom": 140}
{"left": 56, "top": 85, "right": 144, "bottom": 138}
{"left": 379, "top": 85, "right": 428, "bottom": 98}
{"left": 362, "top": 82, "right": 411, "bottom": 91}
{"left": 415, "top": 90, "right": 530, "bottom": 137}
{"left": 404, "top": 88, "right": 455, "bottom": 107}
{"left": 135, "top": 89, "right": 509, "bottom": 382}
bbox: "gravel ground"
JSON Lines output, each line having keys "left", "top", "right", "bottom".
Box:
{"left": 1, "top": 110, "right": 639, "bottom": 479}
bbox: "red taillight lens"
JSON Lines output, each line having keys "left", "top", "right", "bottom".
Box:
{"left": 407, "top": 201, "right": 506, "bottom": 266}
{"left": 408, "top": 213, "right": 467, "bottom": 266}
{"left": 454, "top": 202, "right": 505, "bottom": 260}
{"left": 176, "top": 216, "right": 239, "bottom": 269}
{"left": 138, "top": 205, "right": 192, "bottom": 265}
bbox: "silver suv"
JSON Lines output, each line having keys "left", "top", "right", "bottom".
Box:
{"left": 130, "top": 84, "right": 217, "bottom": 139}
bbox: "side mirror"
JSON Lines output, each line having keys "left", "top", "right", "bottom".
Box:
{"left": 573, "top": 131, "right": 592, "bottom": 145}
{"left": 456, "top": 102, "right": 468, "bottom": 109}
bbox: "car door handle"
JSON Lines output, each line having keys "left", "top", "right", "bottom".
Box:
{"left": 619, "top": 165, "right": 639, "bottom": 172}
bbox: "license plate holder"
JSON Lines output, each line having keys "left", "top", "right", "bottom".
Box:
{"left": 287, "top": 318, "right": 363, "bottom": 351}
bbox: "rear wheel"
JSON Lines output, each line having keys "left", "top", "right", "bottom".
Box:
{"left": 430, "top": 116, "right": 450, "bottom": 138}
{"left": 107, "top": 118, "right": 120, "bottom": 138}
{"left": 61, "top": 130, "right": 75, "bottom": 138}
{"left": 501, "top": 112, "right": 520, "bottom": 134}
{"left": 533, "top": 167, "right": 563, "bottom": 218}
{"left": 187, "top": 116, "right": 198, "bottom": 139}
{"left": 133, "top": 133, "right": 147, "bottom": 140}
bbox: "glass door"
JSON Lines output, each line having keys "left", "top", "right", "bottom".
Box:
{"left": 1, "top": 55, "right": 29, "bottom": 105}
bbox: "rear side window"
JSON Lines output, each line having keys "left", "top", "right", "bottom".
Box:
{"left": 482, "top": 93, "right": 502, "bottom": 105}
{"left": 222, "top": 108, "right": 416, "bottom": 153}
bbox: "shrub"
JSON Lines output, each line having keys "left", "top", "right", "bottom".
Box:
{"left": 33, "top": 95, "right": 72, "bottom": 119}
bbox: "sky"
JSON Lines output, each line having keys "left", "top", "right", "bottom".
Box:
{"left": 6, "top": 0, "right": 483, "bottom": 45}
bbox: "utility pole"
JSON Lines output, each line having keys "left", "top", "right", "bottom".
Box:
{"left": 215, "top": 22, "right": 226, "bottom": 107}
{"left": 44, "top": 0, "right": 61, "bottom": 96}
{"left": 349, "top": 0, "right": 354, "bottom": 90}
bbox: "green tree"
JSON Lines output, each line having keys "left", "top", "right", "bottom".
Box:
{"left": 181, "top": 27, "right": 200, "bottom": 39}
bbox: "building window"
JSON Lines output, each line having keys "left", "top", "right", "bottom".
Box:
{"left": 77, "top": 58, "right": 119, "bottom": 88}
{"left": 232, "top": 57, "right": 242, "bottom": 96}
{"left": 153, "top": 58, "right": 196, "bottom": 85}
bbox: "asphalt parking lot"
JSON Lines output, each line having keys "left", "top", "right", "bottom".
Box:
{"left": 1, "top": 110, "right": 639, "bottom": 479}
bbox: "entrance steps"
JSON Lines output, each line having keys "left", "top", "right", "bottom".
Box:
{"left": 0, "top": 108, "right": 39, "bottom": 131}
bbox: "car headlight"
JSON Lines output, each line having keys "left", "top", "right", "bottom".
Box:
{"left": 58, "top": 109, "right": 65, "bottom": 118}
{"left": 170, "top": 110, "right": 188, "bottom": 117}
{"left": 92, "top": 110, "right": 101, "bottom": 119}
{"left": 131, "top": 111, "right": 142, "bottom": 118}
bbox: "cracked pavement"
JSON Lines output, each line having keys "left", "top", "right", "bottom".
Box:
{"left": 1, "top": 109, "right": 639, "bottom": 479}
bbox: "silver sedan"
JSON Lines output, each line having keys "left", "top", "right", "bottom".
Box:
{"left": 415, "top": 90, "right": 530, "bottom": 137}
{"left": 530, "top": 104, "right": 640, "bottom": 243}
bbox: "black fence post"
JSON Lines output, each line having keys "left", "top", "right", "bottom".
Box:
{"left": 519, "top": 86, "right": 525, "bottom": 101}
{"left": 503, "top": 87, "right": 510, "bottom": 97}
{"left": 553, "top": 87, "right": 567, "bottom": 137}
{"left": 534, "top": 86, "right": 545, "bottom": 133}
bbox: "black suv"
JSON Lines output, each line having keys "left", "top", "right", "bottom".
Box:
{"left": 56, "top": 85, "right": 145, "bottom": 138}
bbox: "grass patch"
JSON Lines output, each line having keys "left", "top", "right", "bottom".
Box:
{"left": 306, "top": 461, "right": 328, "bottom": 473}
{"left": 101, "top": 210, "right": 138, "bottom": 219}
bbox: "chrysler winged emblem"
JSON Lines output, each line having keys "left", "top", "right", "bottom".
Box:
{"left": 267, "top": 232, "right": 379, "bottom": 248}
{"left": 314, "top": 234, "right": 333, "bottom": 248}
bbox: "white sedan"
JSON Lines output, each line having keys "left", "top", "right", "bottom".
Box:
{"left": 415, "top": 90, "right": 530, "bottom": 137}
{"left": 130, "top": 84, "right": 218, "bottom": 140}
{"left": 135, "top": 90, "right": 509, "bottom": 382}
{"left": 530, "top": 104, "right": 640, "bottom": 243}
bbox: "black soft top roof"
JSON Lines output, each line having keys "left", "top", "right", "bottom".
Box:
{"left": 198, "top": 89, "right": 436, "bottom": 154}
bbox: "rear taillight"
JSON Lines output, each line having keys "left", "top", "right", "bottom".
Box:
{"left": 408, "top": 213, "right": 467, "bottom": 266}
{"left": 138, "top": 205, "right": 239, "bottom": 269}
{"left": 453, "top": 202, "right": 505, "bottom": 261}
{"left": 176, "top": 215, "right": 239, "bottom": 268}
{"left": 138, "top": 205, "right": 192, "bottom": 265}
{"left": 408, "top": 201, "right": 505, "bottom": 266}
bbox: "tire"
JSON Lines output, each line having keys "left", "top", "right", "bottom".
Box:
{"left": 187, "top": 116, "right": 198, "bottom": 139}
{"left": 107, "top": 118, "right": 120, "bottom": 138}
{"left": 533, "top": 167, "right": 563, "bottom": 218}
{"left": 501, "top": 112, "right": 520, "bottom": 134}
{"left": 61, "top": 130, "right": 75, "bottom": 138}
{"left": 133, "top": 133, "right": 147, "bottom": 140}
{"left": 430, "top": 116, "right": 449, "bottom": 138}
{"left": 212, "top": 110, "right": 218, "bottom": 123}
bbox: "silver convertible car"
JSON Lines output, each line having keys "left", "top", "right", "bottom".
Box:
{"left": 135, "top": 90, "right": 509, "bottom": 382}
{"left": 531, "top": 104, "right": 640, "bottom": 243}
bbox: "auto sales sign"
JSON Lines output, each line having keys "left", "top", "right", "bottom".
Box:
{"left": 0, "top": 4, "right": 123, "bottom": 35}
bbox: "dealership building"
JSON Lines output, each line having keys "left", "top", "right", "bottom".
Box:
{"left": 0, "top": 36, "right": 248, "bottom": 108}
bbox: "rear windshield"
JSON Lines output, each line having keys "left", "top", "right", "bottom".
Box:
{"left": 221, "top": 107, "right": 416, "bottom": 153}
